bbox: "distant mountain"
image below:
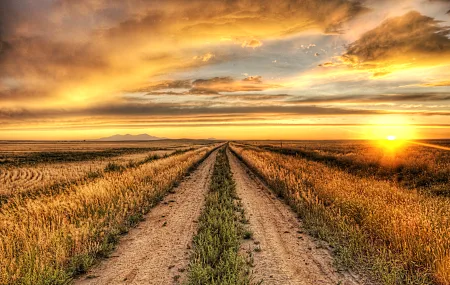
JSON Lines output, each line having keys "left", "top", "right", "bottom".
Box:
{"left": 95, "top": 134, "right": 166, "bottom": 141}
{"left": 207, "top": 137, "right": 217, "bottom": 140}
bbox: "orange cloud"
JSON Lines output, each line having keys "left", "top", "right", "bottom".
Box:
{"left": 417, "top": 81, "right": 450, "bottom": 87}
{"left": 2, "top": 1, "right": 450, "bottom": 140}
{"left": 133, "top": 76, "right": 281, "bottom": 95}
{"left": 194, "top": 52, "right": 215, "bottom": 62}
{"left": 0, "top": 0, "right": 368, "bottom": 109}
{"left": 191, "top": 76, "right": 280, "bottom": 94}
{"left": 339, "top": 11, "right": 450, "bottom": 75}
{"left": 319, "top": 62, "right": 335, "bottom": 67}
{"left": 241, "top": 39, "right": 263, "bottom": 49}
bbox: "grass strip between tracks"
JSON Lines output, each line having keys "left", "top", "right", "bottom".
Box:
{"left": 186, "top": 147, "right": 252, "bottom": 285}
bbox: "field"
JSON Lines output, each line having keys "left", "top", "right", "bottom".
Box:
{"left": 0, "top": 140, "right": 210, "bottom": 199}
{"left": 1, "top": 139, "right": 449, "bottom": 285}
{"left": 232, "top": 140, "right": 450, "bottom": 284}
{"left": 0, "top": 140, "right": 218, "bottom": 284}
{"left": 247, "top": 140, "right": 450, "bottom": 196}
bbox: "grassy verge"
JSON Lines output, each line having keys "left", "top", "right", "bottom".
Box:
{"left": 230, "top": 144, "right": 450, "bottom": 285}
{"left": 186, "top": 147, "right": 252, "bottom": 285}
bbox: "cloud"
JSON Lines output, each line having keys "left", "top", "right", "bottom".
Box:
{"left": 212, "top": 94, "right": 292, "bottom": 101}
{"left": 416, "top": 81, "right": 450, "bottom": 87}
{"left": 193, "top": 52, "right": 215, "bottom": 62}
{"left": 289, "top": 92, "right": 450, "bottom": 104}
{"left": 3, "top": 101, "right": 450, "bottom": 128}
{"left": 242, "top": 76, "right": 263, "bottom": 83}
{"left": 135, "top": 76, "right": 281, "bottom": 95}
{"left": 242, "top": 39, "right": 263, "bottom": 49}
{"left": 319, "top": 61, "right": 335, "bottom": 67}
{"left": 90, "top": 104, "right": 387, "bottom": 116}
{"left": 141, "top": 90, "right": 450, "bottom": 105}
{"left": 339, "top": 11, "right": 450, "bottom": 75}
{"left": 0, "top": 86, "right": 44, "bottom": 102}
{"left": 190, "top": 76, "right": 280, "bottom": 94}
{"left": 0, "top": 36, "right": 117, "bottom": 104}
{"left": 0, "top": 0, "right": 368, "bottom": 108}
{"left": 0, "top": 103, "right": 387, "bottom": 121}
{"left": 132, "top": 80, "right": 192, "bottom": 92}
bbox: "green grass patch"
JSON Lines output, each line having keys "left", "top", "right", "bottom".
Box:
{"left": 187, "top": 148, "right": 251, "bottom": 285}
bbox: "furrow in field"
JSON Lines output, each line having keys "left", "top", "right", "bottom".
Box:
{"left": 0, "top": 149, "right": 182, "bottom": 199}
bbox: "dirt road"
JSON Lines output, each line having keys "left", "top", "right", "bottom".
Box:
{"left": 75, "top": 150, "right": 217, "bottom": 285}
{"left": 227, "top": 150, "right": 363, "bottom": 285}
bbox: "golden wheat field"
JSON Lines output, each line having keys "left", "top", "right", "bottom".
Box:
{"left": 0, "top": 150, "right": 177, "bottom": 198}
{"left": 0, "top": 140, "right": 211, "bottom": 199}
{"left": 246, "top": 140, "right": 450, "bottom": 196}
{"left": 1, "top": 139, "right": 450, "bottom": 285}
{"left": 0, "top": 141, "right": 218, "bottom": 284}
{"left": 230, "top": 141, "right": 450, "bottom": 285}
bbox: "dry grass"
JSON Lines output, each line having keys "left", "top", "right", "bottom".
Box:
{"left": 0, "top": 140, "right": 212, "bottom": 154}
{"left": 0, "top": 150, "right": 176, "bottom": 198}
{"left": 247, "top": 140, "right": 450, "bottom": 196}
{"left": 0, "top": 140, "right": 211, "bottom": 168}
{"left": 231, "top": 143, "right": 450, "bottom": 285}
{"left": 0, "top": 145, "right": 216, "bottom": 285}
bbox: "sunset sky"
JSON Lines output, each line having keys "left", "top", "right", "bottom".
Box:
{"left": 1, "top": 0, "right": 450, "bottom": 140}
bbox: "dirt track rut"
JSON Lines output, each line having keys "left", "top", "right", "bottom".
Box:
{"left": 75, "top": 150, "right": 217, "bottom": 285}
{"left": 228, "top": 150, "right": 364, "bottom": 285}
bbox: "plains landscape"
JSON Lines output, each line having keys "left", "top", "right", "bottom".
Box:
{"left": 1, "top": 0, "right": 450, "bottom": 284}
{"left": 0, "top": 139, "right": 449, "bottom": 284}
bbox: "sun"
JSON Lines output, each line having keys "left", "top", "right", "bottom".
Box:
{"left": 362, "top": 115, "right": 417, "bottom": 153}
{"left": 376, "top": 133, "right": 406, "bottom": 154}
{"left": 363, "top": 116, "right": 418, "bottom": 141}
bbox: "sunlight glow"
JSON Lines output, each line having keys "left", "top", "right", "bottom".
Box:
{"left": 364, "top": 116, "right": 418, "bottom": 141}
{"left": 378, "top": 137, "right": 405, "bottom": 154}
{"left": 363, "top": 117, "right": 417, "bottom": 154}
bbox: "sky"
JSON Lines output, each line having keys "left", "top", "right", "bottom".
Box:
{"left": 0, "top": 0, "right": 450, "bottom": 140}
